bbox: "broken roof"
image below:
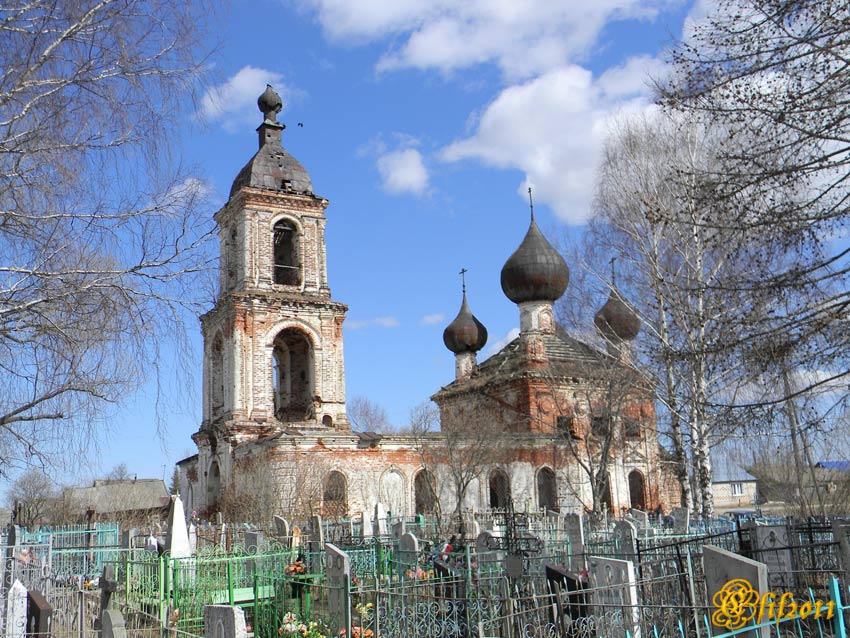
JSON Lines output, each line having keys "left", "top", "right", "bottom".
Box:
{"left": 63, "top": 479, "right": 169, "bottom": 514}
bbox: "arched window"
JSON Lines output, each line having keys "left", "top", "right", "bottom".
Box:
{"left": 211, "top": 335, "right": 224, "bottom": 416}
{"left": 272, "top": 328, "right": 314, "bottom": 422}
{"left": 537, "top": 467, "right": 558, "bottom": 512}
{"left": 380, "top": 469, "right": 406, "bottom": 518}
{"left": 322, "top": 415, "right": 333, "bottom": 428}
{"left": 629, "top": 470, "right": 646, "bottom": 511}
{"left": 207, "top": 460, "right": 221, "bottom": 507}
{"left": 323, "top": 471, "right": 347, "bottom": 519}
{"left": 489, "top": 469, "right": 511, "bottom": 510}
{"left": 273, "top": 220, "right": 300, "bottom": 286}
{"left": 414, "top": 470, "right": 437, "bottom": 516}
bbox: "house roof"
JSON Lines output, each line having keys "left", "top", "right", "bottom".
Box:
{"left": 64, "top": 479, "right": 169, "bottom": 514}
{"left": 816, "top": 461, "right": 850, "bottom": 472}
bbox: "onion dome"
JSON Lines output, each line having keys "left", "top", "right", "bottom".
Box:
{"left": 500, "top": 218, "right": 569, "bottom": 304}
{"left": 443, "top": 293, "right": 488, "bottom": 354}
{"left": 229, "top": 85, "right": 313, "bottom": 198}
{"left": 594, "top": 288, "right": 640, "bottom": 341}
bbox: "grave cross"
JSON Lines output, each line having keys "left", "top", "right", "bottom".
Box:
{"left": 486, "top": 505, "right": 544, "bottom": 556}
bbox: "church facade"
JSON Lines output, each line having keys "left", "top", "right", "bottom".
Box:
{"left": 177, "top": 86, "right": 679, "bottom": 523}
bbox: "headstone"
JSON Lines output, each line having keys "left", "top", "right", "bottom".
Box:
{"left": 274, "top": 516, "right": 289, "bottom": 538}
{"left": 99, "top": 565, "right": 117, "bottom": 616}
{"left": 628, "top": 509, "right": 649, "bottom": 530}
{"left": 505, "top": 554, "right": 524, "bottom": 579}
{"left": 833, "top": 521, "right": 850, "bottom": 581}
{"left": 751, "top": 524, "right": 794, "bottom": 589}
{"left": 244, "top": 531, "right": 264, "bottom": 553}
{"left": 2, "top": 525, "right": 18, "bottom": 636}
{"left": 215, "top": 512, "right": 224, "bottom": 526}
{"left": 26, "top": 590, "right": 51, "bottom": 638}
{"left": 218, "top": 523, "right": 227, "bottom": 547}
{"left": 204, "top": 605, "right": 247, "bottom": 638}
{"left": 290, "top": 526, "right": 302, "bottom": 551}
{"left": 325, "top": 544, "right": 351, "bottom": 638}
{"left": 164, "top": 495, "right": 192, "bottom": 559}
{"left": 672, "top": 507, "right": 689, "bottom": 534}
{"left": 4, "top": 580, "right": 26, "bottom": 638}
{"left": 563, "top": 513, "right": 584, "bottom": 559}
{"left": 469, "top": 520, "right": 480, "bottom": 538}
{"left": 613, "top": 520, "right": 637, "bottom": 561}
{"left": 703, "top": 545, "right": 769, "bottom": 638}
{"left": 398, "top": 533, "right": 419, "bottom": 577}
{"left": 101, "top": 609, "right": 126, "bottom": 638}
{"left": 360, "top": 512, "right": 373, "bottom": 539}
{"left": 587, "top": 557, "right": 640, "bottom": 638}
{"left": 392, "top": 521, "right": 406, "bottom": 540}
{"left": 309, "top": 515, "right": 324, "bottom": 549}
{"left": 374, "top": 503, "right": 388, "bottom": 536}
{"left": 188, "top": 523, "right": 197, "bottom": 553}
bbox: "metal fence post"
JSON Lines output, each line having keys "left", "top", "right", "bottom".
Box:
{"left": 830, "top": 576, "right": 846, "bottom": 638}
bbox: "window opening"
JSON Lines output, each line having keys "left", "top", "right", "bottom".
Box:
{"left": 273, "top": 220, "right": 300, "bottom": 285}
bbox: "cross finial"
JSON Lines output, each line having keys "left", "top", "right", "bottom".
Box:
{"left": 528, "top": 187, "right": 535, "bottom": 222}
{"left": 459, "top": 268, "right": 468, "bottom": 295}
{"left": 610, "top": 256, "right": 617, "bottom": 287}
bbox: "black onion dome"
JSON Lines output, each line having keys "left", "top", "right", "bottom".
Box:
{"left": 500, "top": 218, "right": 569, "bottom": 303}
{"left": 594, "top": 288, "right": 640, "bottom": 341}
{"left": 443, "top": 293, "right": 488, "bottom": 354}
{"left": 229, "top": 86, "right": 313, "bottom": 199}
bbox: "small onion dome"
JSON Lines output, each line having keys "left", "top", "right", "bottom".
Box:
{"left": 594, "top": 288, "right": 640, "bottom": 341}
{"left": 500, "top": 218, "right": 569, "bottom": 303}
{"left": 443, "top": 293, "right": 488, "bottom": 354}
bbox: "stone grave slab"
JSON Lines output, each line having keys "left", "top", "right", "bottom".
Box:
{"left": 361, "top": 511, "right": 373, "bottom": 539}
{"left": 374, "top": 503, "right": 388, "bottom": 536}
{"left": 4, "top": 580, "right": 27, "bottom": 638}
{"left": 613, "top": 520, "right": 637, "bottom": 561}
{"left": 587, "top": 556, "right": 640, "bottom": 638}
{"left": 325, "top": 544, "right": 351, "bottom": 638}
{"left": 204, "top": 605, "right": 247, "bottom": 638}
{"left": 26, "top": 589, "right": 51, "bottom": 638}
{"left": 628, "top": 509, "right": 649, "bottom": 530}
{"left": 563, "top": 513, "right": 584, "bottom": 563}
{"left": 672, "top": 507, "right": 689, "bottom": 534}
{"left": 703, "top": 545, "right": 769, "bottom": 638}
{"left": 752, "top": 525, "right": 794, "bottom": 589}
{"left": 101, "top": 609, "right": 126, "bottom": 638}
{"left": 274, "top": 516, "right": 290, "bottom": 539}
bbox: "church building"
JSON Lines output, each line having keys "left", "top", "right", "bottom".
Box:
{"left": 177, "top": 86, "right": 678, "bottom": 522}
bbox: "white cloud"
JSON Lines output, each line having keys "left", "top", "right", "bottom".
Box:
{"left": 376, "top": 148, "right": 429, "bottom": 195}
{"left": 347, "top": 316, "right": 400, "bottom": 330}
{"left": 420, "top": 313, "right": 444, "bottom": 325}
{"left": 484, "top": 328, "right": 520, "bottom": 357}
{"left": 199, "top": 66, "right": 292, "bottom": 132}
{"left": 373, "top": 316, "right": 400, "bottom": 327}
{"left": 301, "top": 0, "right": 677, "bottom": 79}
{"left": 440, "top": 58, "right": 659, "bottom": 224}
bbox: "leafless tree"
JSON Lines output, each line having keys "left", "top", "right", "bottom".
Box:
{"left": 410, "top": 401, "right": 510, "bottom": 536}
{"left": 348, "top": 396, "right": 392, "bottom": 432}
{"left": 658, "top": 0, "right": 850, "bottom": 472}
{"left": 6, "top": 468, "right": 58, "bottom": 528}
{"left": 590, "top": 114, "right": 761, "bottom": 518}
{"left": 0, "top": 0, "right": 217, "bottom": 474}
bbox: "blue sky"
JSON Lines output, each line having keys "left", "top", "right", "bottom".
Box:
{"left": 23, "top": 0, "right": 703, "bottom": 488}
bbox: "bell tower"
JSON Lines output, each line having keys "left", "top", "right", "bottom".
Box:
{"left": 194, "top": 86, "right": 349, "bottom": 500}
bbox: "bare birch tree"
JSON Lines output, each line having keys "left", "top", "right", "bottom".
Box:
{"left": 590, "top": 114, "right": 758, "bottom": 517}
{"left": 0, "top": 0, "right": 217, "bottom": 473}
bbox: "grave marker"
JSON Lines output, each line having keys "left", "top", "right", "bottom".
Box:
{"left": 392, "top": 521, "right": 406, "bottom": 540}
{"left": 628, "top": 509, "right": 649, "bottom": 530}
{"left": 672, "top": 507, "right": 689, "bottom": 534}
{"left": 4, "top": 580, "right": 26, "bottom": 638}
{"left": 26, "top": 590, "right": 51, "bottom": 638}
{"left": 164, "top": 495, "right": 192, "bottom": 559}
{"left": 204, "top": 606, "right": 247, "bottom": 638}
{"left": 374, "top": 503, "right": 388, "bottom": 536}
{"left": 325, "top": 544, "right": 351, "bottom": 638}
{"left": 703, "top": 545, "right": 769, "bottom": 638}
{"left": 274, "top": 516, "right": 289, "bottom": 539}
{"left": 587, "top": 556, "right": 640, "bottom": 638}
{"left": 751, "top": 524, "right": 794, "bottom": 589}
{"left": 613, "top": 520, "right": 637, "bottom": 561}
{"left": 290, "top": 526, "right": 302, "bottom": 552}
{"left": 361, "top": 512, "right": 373, "bottom": 539}
{"left": 563, "top": 513, "right": 584, "bottom": 561}
{"left": 309, "top": 515, "right": 324, "bottom": 550}
{"left": 101, "top": 609, "right": 126, "bottom": 638}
